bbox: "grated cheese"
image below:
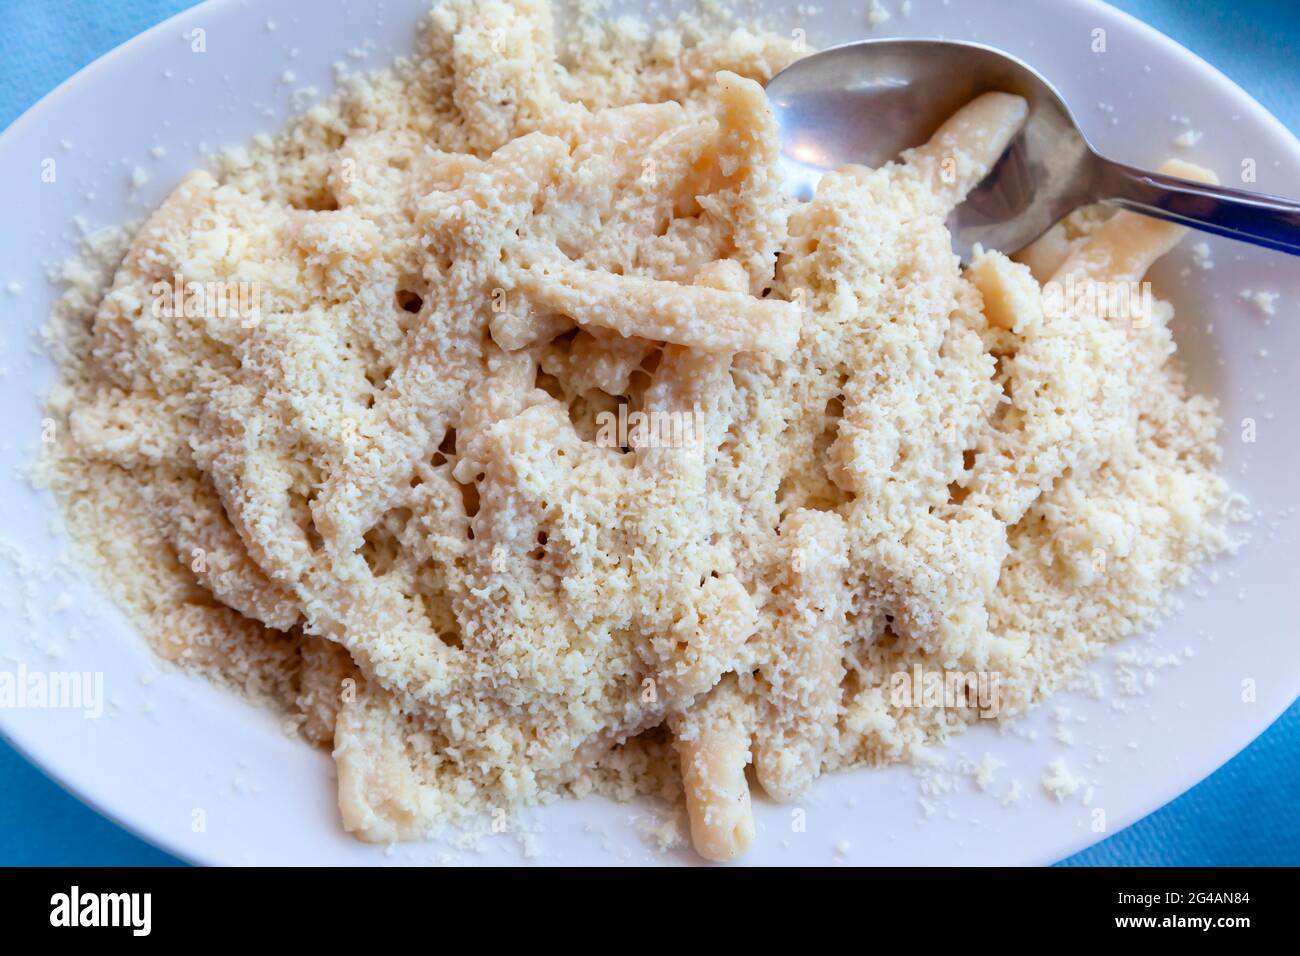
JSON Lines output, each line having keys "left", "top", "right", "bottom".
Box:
{"left": 37, "top": 0, "right": 1241, "bottom": 858}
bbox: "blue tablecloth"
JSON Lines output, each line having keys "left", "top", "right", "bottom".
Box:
{"left": 1, "top": 0, "right": 1297, "bottom": 867}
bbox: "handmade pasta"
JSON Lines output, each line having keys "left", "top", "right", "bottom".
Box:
{"left": 42, "top": 0, "right": 1238, "bottom": 862}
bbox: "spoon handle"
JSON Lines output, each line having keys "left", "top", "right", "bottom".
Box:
{"left": 1093, "top": 158, "right": 1300, "bottom": 256}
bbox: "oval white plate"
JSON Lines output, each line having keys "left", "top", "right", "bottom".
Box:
{"left": 0, "top": 0, "right": 1297, "bottom": 866}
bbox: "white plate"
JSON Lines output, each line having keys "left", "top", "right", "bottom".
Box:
{"left": 1, "top": 0, "right": 1297, "bottom": 866}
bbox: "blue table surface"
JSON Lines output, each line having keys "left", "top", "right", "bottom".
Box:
{"left": 0, "top": 0, "right": 1296, "bottom": 867}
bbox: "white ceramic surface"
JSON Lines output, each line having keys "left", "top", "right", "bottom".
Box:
{"left": 0, "top": 0, "right": 1296, "bottom": 866}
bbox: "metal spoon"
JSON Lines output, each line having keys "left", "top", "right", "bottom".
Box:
{"left": 766, "top": 38, "right": 1300, "bottom": 260}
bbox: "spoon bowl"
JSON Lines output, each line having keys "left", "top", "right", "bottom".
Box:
{"left": 766, "top": 38, "right": 1300, "bottom": 259}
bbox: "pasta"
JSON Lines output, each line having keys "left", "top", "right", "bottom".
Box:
{"left": 41, "top": 0, "right": 1239, "bottom": 862}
